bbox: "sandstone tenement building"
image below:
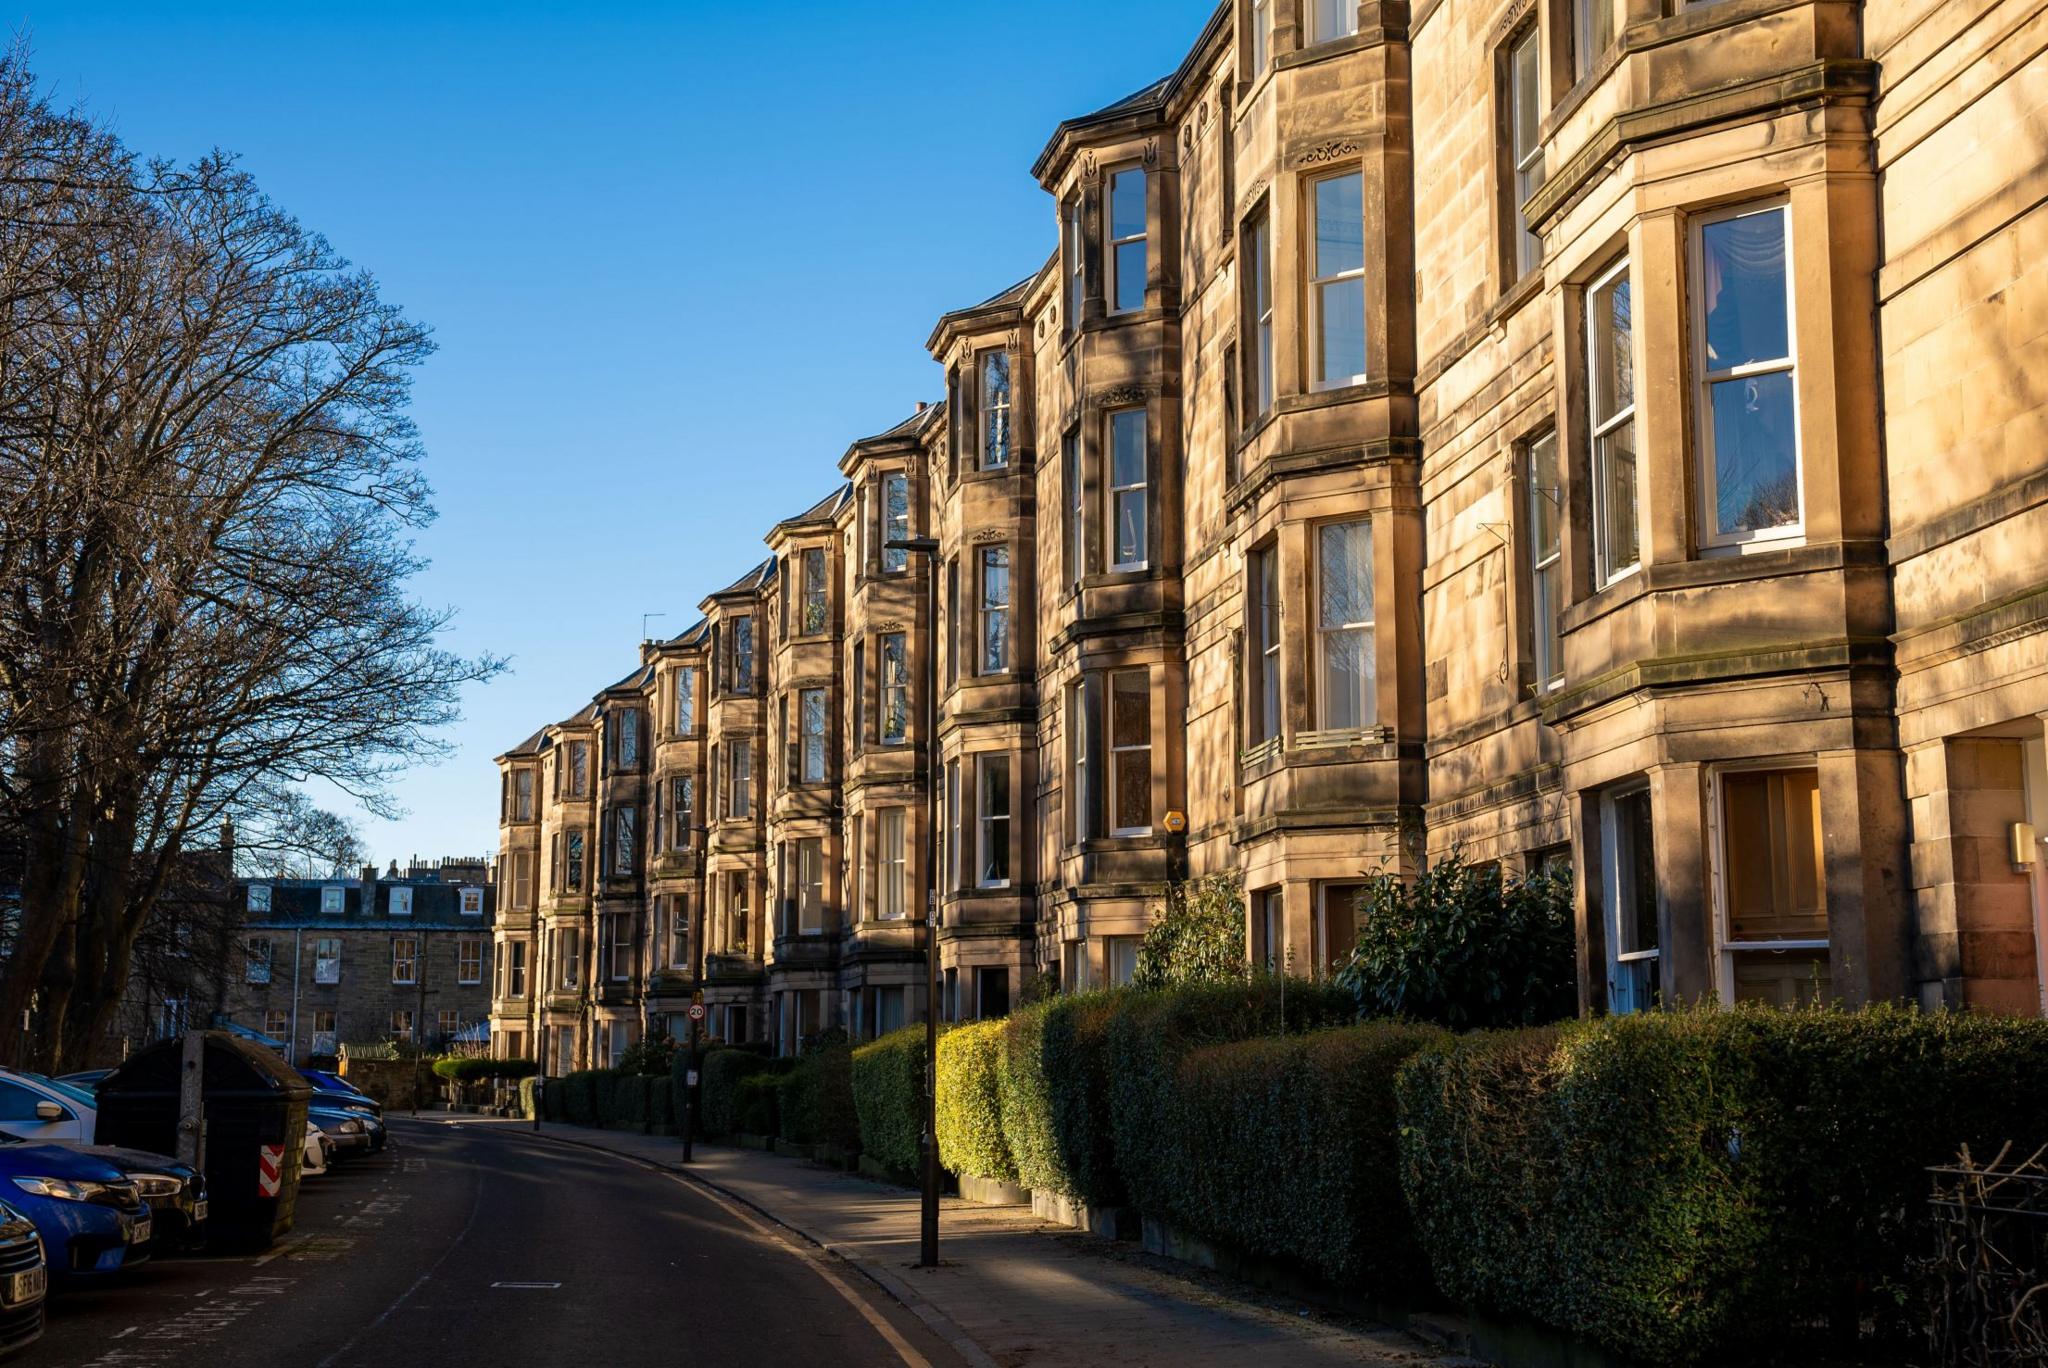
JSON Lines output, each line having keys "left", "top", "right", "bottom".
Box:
{"left": 493, "top": 0, "right": 2048, "bottom": 1064}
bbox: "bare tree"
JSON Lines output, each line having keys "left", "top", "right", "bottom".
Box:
{"left": 0, "top": 51, "right": 501, "bottom": 1068}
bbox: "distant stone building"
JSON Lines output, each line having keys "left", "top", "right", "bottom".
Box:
{"left": 224, "top": 869, "right": 496, "bottom": 1063}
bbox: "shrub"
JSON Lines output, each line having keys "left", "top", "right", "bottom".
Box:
{"left": 615, "top": 1034, "right": 678, "bottom": 1078}
{"left": 1107, "top": 978, "right": 1353, "bottom": 1219}
{"left": 701, "top": 1048, "right": 778, "bottom": 1136}
{"left": 613, "top": 1074, "right": 651, "bottom": 1127}
{"left": 557, "top": 1070, "right": 603, "bottom": 1126}
{"left": 778, "top": 1040, "right": 860, "bottom": 1151}
{"left": 853, "top": 1026, "right": 925, "bottom": 1173}
{"left": 1396, "top": 1006, "right": 2048, "bottom": 1365}
{"left": 432, "top": 1057, "right": 538, "bottom": 1084}
{"left": 733, "top": 1073, "right": 781, "bottom": 1136}
{"left": 937, "top": 1019, "right": 1013, "bottom": 1182}
{"left": 518, "top": 1074, "right": 541, "bottom": 1120}
{"left": 1339, "top": 851, "right": 1575, "bottom": 1029}
{"left": 1132, "top": 873, "right": 1247, "bottom": 990}
{"left": 648, "top": 1076, "right": 672, "bottom": 1131}
{"left": 1166, "top": 1022, "right": 1444, "bottom": 1290}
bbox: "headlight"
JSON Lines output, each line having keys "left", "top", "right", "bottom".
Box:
{"left": 12, "top": 1176, "right": 97, "bottom": 1202}
{"left": 129, "top": 1175, "right": 182, "bottom": 1199}
{"left": 338, "top": 1120, "right": 362, "bottom": 1134}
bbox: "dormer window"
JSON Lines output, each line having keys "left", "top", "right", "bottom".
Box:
{"left": 390, "top": 886, "right": 413, "bottom": 917}
{"left": 247, "top": 883, "right": 272, "bottom": 914}
{"left": 321, "top": 885, "right": 345, "bottom": 915}
{"left": 1310, "top": 0, "right": 1357, "bottom": 44}
{"left": 1108, "top": 167, "right": 1147, "bottom": 314}
{"left": 981, "top": 353, "right": 1011, "bottom": 470}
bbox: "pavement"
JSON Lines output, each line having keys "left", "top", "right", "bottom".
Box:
{"left": 31, "top": 1116, "right": 961, "bottom": 1367}
{"left": 490, "top": 1116, "right": 1473, "bottom": 1368}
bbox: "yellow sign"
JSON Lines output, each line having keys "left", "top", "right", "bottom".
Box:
{"left": 1163, "top": 810, "right": 1187, "bottom": 834}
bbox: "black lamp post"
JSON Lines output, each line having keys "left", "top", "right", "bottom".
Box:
{"left": 680, "top": 823, "right": 712, "bottom": 1163}
{"left": 887, "top": 533, "right": 942, "bottom": 1270}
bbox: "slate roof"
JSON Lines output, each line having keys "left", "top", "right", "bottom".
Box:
{"left": 238, "top": 877, "right": 496, "bottom": 931}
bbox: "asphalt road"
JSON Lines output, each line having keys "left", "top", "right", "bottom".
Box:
{"left": 29, "top": 1117, "right": 964, "bottom": 1368}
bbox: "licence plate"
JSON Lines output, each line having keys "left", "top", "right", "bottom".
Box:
{"left": 4, "top": 1267, "right": 42, "bottom": 1306}
{"left": 126, "top": 1214, "right": 152, "bottom": 1244}
{"left": 192, "top": 1199, "right": 208, "bottom": 1224}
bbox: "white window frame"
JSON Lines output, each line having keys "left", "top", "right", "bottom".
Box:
{"left": 1066, "top": 430, "right": 1086, "bottom": 591}
{"left": 1314, "top": 519, "right": 1376, "bottom": 732}
{"left": 1310, "top": 0, "right": 1358, "bottom": 44}
{"left": 879, "top": 808, "right": 907, "bottom": 921}
{"left": 1107, "top": 166, "right": 1148, "bottom": 315}
{"left": 981, "top": 351, "right": 1011, "bottom": 470}
{"left": 460, "top": 887, "right": 484, "bottom": 916}
{"left": 1248, "top": 208, "right": 1275, "bottom": 416}
{"left": 1527, "top": 429, "right": 1564, "bottom": 691}
{"left": 800, "top": 547, "right": 829, "bottom": 634}
{"left": 1248, "top": 543, "right": 1281, "bottom": 746}
{"left": 392, "top": 937, "right": 418, "bottom": 986}
{"left": 674, "top": 668, "right": 696, "bottom": 736}
{"left": 458, "top": 936, "right": 483, "bottom": 985}
{"left": 880, "top": 633, "right": 909, "bottom": 744}
{"left": 314, "top": 937, "right": 341, "bottom": 985}
{"left": 797, "top": 837, "right": 825, "bottom": 935}
{"left": 321, "top": 884, "right": 344, "bottom": 915}
{"left": 1601, "top": 782, "right": 1659, "bottom": 1014}
{"left": 978, "top": 754, "right": 1012, "bottom": 889}
{"left": 1706, "top": 761, "right": 1831, "bottom": 1005}
{"left": 1509, "top": 25, "right": 1546, "bottom": 279}
{"left": 1308, "top": 170, "right": 1368, "bottom": 391}
{"left": 881, "top": 473, "right": 910, "bottom": 572}
{"left": 730, "top": 618, "right": 754, "bottom": 692}
{"left": 1065, "top": 199, "right": 1086, "bottom": 333}
{"left": 389, "top": 886, "right": 413, "bottom": 917}
{"left": 799, "top": 687, "right": 828, "bottom": 783}
{"left": 1107, "top": 408, "right": 1148, "bottom": 572}
{"left": 1250, "top": 0, "right": 1271, "bottom": 75}
{"left": 1109, "top": 668, "right": 1152, "bottom": 837}
{"left": 245, "top": 938, "right": 271, "bottom": 985}
{"left": 247, "top": 883, "right": 271, "bottom": 914}
{"left": 1692, "top": 199, "right": 1802, "bottom": 552}
{"left": 980, "top": 546, "right": 1011, "bottom": 674}
{"left": 390, "top": 1010, "right": 414, "bottom": 1043}
{"left": 673, "top": 777, "right": 695, "bottom": 848}
{"left": 1588, "top": 254, "right": 1640, "bottom": 586}
{"left": 514, "top": 767, "right": 534, "bottom": 820}
{"left": 610, "top": 911, "right": 633, "bottom": 982}
{"left": 729, "top": 746, "right": 752, "bottom": 818}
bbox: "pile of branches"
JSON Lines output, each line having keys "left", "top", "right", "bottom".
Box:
{"left": 1928, "top": 1143, "right": 2048, "bottom": 1366}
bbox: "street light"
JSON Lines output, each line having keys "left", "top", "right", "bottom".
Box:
{"left": 679, "top": 823, "right": 712, "bottom": 1164}
{"left": 887, "top": 533, "right": 942, "bottom": 1270}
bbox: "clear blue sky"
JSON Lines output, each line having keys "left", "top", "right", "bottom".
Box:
{"left": 19, "top": 1, "right": 1212, "bottom": 869}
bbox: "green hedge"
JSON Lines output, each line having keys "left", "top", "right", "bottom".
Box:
{"left": 701, "top": 1048, "right": 779, "bottom": 1136}
{"left": 1397, "top": 1006, "right": 2048, "bottom": 1364}
{"left": 997, "top": 992, "right": 1127, "bottom": 1206}
{"left": 1107, "top": 979, "right": 1354, "bottom": 1220}
{"left": 518, "top": 1074, "right": 541, "bottom": 1119}
{"left": 734, "top": 1072, "right": 781, "bottom": 1136}
{"left": 777, "top": 1041, "right": 860, "bottom": 1151}
{"left": 853, "top": 1026, "right": 925, "bottom": 1173}
{"left": 557, "top": 1069, "right": 603, "bottom": 1125}
{"left": 1165, "top": 1022, "right": 1443, "bottom": 1290}
{"left": 432, "top": 1056, "right": 539, "bottom": 1083}
{"left": 937, "top": 1019, "right": 1013, "bottom": 1182}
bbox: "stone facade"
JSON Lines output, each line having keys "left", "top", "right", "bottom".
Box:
{"left": 493, "top": 0, "right": 2048, "bottom": 1065}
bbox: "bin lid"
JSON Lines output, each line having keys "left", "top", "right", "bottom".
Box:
{"left": 99, "top": 1031, "right": 314, "bottom": 1103}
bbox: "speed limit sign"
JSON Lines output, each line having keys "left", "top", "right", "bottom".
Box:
{"left": 687, "top": 1003, "right": 707, "bottom": 1023}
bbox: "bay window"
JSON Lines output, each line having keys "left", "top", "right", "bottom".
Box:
{"left": 569, "top": 739, "right": 590, "bottom": 794}
{"left": 1110, "top": 669, "right": 1152, "bottom": 835}
{"left": 801, "top": 548, "right": 828, "bottom": 634}
{"left": 729, "top": 745, "right": 752, "bottom": 819}
{"left": 1508, "top": 25, "right": 1545, "bottom": 278}
{"left": 565, "top": 831, "right": 585, "bottom": 891}
{"left": 1697, "top": 203, "right": 1799, "bottom": 546}
{"left": 1108, "top": 167, "right": 1147, "bottom": 314}
{"left": 797, "top": 837, "right": 824, "bottom": 935}
{"left": 1108, "top": 408, "right": 1148, "bottom": 572}
{"left": 671, "top": 777, "right": 694, "bottom": 848}
{"left": 674, "top": 668, "right": 695, "bottom": 737}
{"left": 1246, "top": 208, "right": 1274, "bottom": 417}
{"left": 1603, "top": 784, "right": 1659, "bottom": 1013}
{"left": 1249, "top": 0, "right": 1270, "bottom": 75}
{"left": 1572, "top": 0, "right": 1615, "bottom": 84}
{"left": 980, "top": 546, "right": 1011, "bottom": 674}
{"left": 979, "top": 755, "right": 1011, "bottom": 887}
{"left": 514, "top": 768, "right": 533, "bottom": 821}
{"left": 1310, "top": 171, "right": 1367, "bottom": 389}
{"left": 610, "top": 911, "right": 633, "bottom": 981}
{"left": 1589, "top": 257, "right": 1639, "bottom": 584}
{"left": 1248, "top": 543, "right": 1280, "bottom": 746}
{"left": 982, "top": 352, "right": 1011, "bottom": 469}
{"left": 558, "top": 927, "right": 581, "bottom": 989}
{"left": 1315, "top": 520, "right": 1375, "bottom": 730}
{"left": 731, "top": 616, "right": 754, "bottom": 692}
{"left": 611, "top": 805, "right": 636, "bottom": 876}
{"left": 1065, "top": 197, "right": 1085, "bottom": 333}
{"left": 1065, "top": 430, "right": 1085, "bottom": 589}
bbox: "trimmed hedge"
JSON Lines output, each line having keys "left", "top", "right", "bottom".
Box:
{"left": 777, "top": 1041, "right": 860, "bottom": 1151}
{"left": 1001, "top": 991, "right": 1127, "bottom": 1205}
{"left": 1107, "top": 979, "right": 1354, "bottom": 1220}
{"left": 1165, "top": 1022, "right": 1443, "bottom": 1290}
{"left": 701, "top": 1048, "right": 779, "bottom": 1136}
{"left": 518, "top": 1074, "right": 540, "bottom": 1119}
{"left": 733, "top": 1072, "right": 781, "bottom": 1136}
{"left": 936, "top": 1019, "right": 1013, "bottom": 1182}
{"left": 1397, "top": 1006, "right": 2048, "bottom": 1364}
{"left": 852, "top": 1026, "right": 925, "bottom": 1173}
{"left": 432, "top": 1056, "right": 538, "bottom": 1083}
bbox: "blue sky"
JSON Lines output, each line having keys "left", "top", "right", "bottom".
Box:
{"left": 19, "top": 1, "right": 1211, "bottom": 867}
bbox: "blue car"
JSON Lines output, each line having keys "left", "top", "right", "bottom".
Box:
{"left": 0, "top": 1200, "right": 46, "bottom": 1355}
{"left": 0, "top": 1136, "right": 148, "bottom": 1282}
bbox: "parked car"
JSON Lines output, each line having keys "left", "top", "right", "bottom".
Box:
{"left": 0, "top": 1202, "right": 46, "bottom": 1356}
{"left": 300, "top": 1071, "right": 381, "bottom": 1116}
{"left": 0, "top": 1136, "right": 148, "bottom": 1281}
{"left": 64, "top": 1145, "right": 204, "bottom": 1252}
{"left": 51, "top": 1071, "right": 107, "bottom": 1091}
{"left": 308, "top": 1106, "right": 373, "bottom": 1158}
{"left": 0, "top": 1071, "right": 91, "bottom": 1145}
{"left": 301, "top": 1124, "right": 331, "bottom": 1178}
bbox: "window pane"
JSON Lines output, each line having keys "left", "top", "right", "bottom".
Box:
{"left": 982, "top": 353, "right": 1011, "bottom": 468}
{"left": 1529, "top": 431, "right": 1561, "bottom": 560}
{"left": 1313, "top": 0, "right": 1357, "bottom": 41}
{"left": 1513, "top": 31, "right": 1541, "bottom": 161}
{"left": 1111, "top": 411, "right": 1145, "bottom": 487}
{"left": 1702, "top": 212, "right": 1789, "bottom": 370}
{"left": 1318, "top": 521, "right": 1373, "bottom": 629}
{"left": 1723, "top": 769, "right": 1827, "bottom": 942}
{"left": 1111, "top": 169, "right": 1146, "bottom": 240}
{"left": 1113, "top": 750, "right": 1151, "bottom": 831}
{"left": 1114, "top": 242, "right": 1146, "bottom": 312}
{"left": 1592, "top": 271, "right": 1633, "bottom": 421}
{"left": 1313, "top": 174, "right": 1364, "bottom": 278}
{"left": 883, "top": 475, "right": 909, "bottom": 571}
{"left": 1317, "top": 284, "right": 1367, "bottom": 386}
{"left": 1597, "top": 424, "right": 1639, "bottom": 574}
{"left": 1710, "top": 372, "right": 1799, "bottom": 534}
{"left": 1112, "top": 672, "right": 1148, "bottom": 747}
{"left": 1320, "top": 629, "right": 1372, "bottom": 730}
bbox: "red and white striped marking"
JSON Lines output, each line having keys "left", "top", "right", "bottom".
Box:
{"left": 257, "top": 1144, "right": 283, "bottom": 1197}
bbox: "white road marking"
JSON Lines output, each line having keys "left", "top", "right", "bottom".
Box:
{"left": 490, "top": 1281, "right": 561, "bottom": 1289}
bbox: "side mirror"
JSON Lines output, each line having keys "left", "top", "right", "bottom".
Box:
{"left": 33, "top": 1101, "right": 63, "bottom": 1122}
